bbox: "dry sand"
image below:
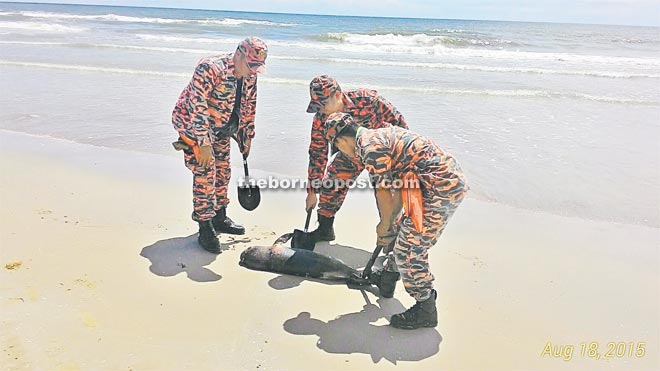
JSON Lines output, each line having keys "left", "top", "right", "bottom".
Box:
{"left": 1, "top": 129, "right": 658, "bottom": 370}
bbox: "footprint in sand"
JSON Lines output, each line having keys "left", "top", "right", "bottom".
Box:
{"left": 451, "top": 251, "right": 487, "bottom": 269}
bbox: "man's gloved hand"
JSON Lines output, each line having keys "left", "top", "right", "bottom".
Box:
{"left": 376, "top": 230, "right": 398, "bottom": 255}
{"left": 377, "top": 233, "right": 397, "bottom": 253}
{"left": 392, "top": 211, "right": 404, "bottom": 227}
{"left": 376, "top": 220, "right": 397, "bottom": 253}
{"left": 305, "top": 192, "right": 318, "bottom": 212}
{"left": 242, "top": 137, "right": 252, "bottom": 158}
{"left": 376, "top": 220, "right": 390, "bottom": 237}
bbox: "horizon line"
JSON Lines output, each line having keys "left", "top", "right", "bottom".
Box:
{"left": 1, "top": 1, "right": 659, "bottom": 28}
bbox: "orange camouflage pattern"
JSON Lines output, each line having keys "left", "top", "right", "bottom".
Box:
{"left": 306, "top": 75, "right": 341, "bottom": 113}
{"left": 172, "top": 53, "right": 258, "bottom": 221}
{"left": 308, "top": 88, "right": 409, "bottom": 217}
{"left": 356, "top": 125, "right": 468, "bottom": 302}
{"left": 181, "top": 137, "right": 232, "bottom": 221}
{"left": 237, "top": 36, "right": 268, "bottom": 74}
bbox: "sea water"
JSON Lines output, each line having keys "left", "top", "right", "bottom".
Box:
{"left": 0, "top": 2, "right": 658, "bottom": 227}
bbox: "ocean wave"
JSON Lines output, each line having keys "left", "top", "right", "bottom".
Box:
{"left": 265, "top": 78, "right": 659, "bottom": 104}
{"left": 9, "top": 10, "right": 298, "bottom": 27}
{"left": 321, "top": 32, "right": 518, "bottom": 48}
{"left": 438, "top": 47, "right": 660, "bottom": 67}
{"left": 322, "top": 32, "right": 444, "bottom": 45}
{"left": 433, "top": 29, "right": 465, "bottom": 33}
{"left": 270, "top": 55, "right": 660, "bottom": 78}
{"left": 91, "top": 43, "right": 216, "bottom": 54}
{"left": 2, "top": 60, "right": 656, "bottom": 105}
{"left": 138, "top": 33, "right": 525, "bottom": 54}
{"left": 137, "top": 33, "right": 660, "bottom": 68}
{"left": 0, "top": 41, "right": 68, "bottom": 46}
{"left": 0, "top": 21, "right": 86, "bottom": 33}
{"left": 198, "top": 17, "right": 298, "bottom": 27}
{"left": 314, "top": 32, "right": 660, "bottom": 67}
{"left": 4, "top": 40, "right": 654, "bottom": 79}
{"left": 610, "top": 37, "right": 660, "bottom": 45}
{"left": 369, "top": 86, "right": 659, "bottom": 104}
{"left": 19, "top": 11, "right": 187, "bottom": 23}
{"left": 0, "top": 60, "right": 189, "bottom": 77}
{"left": 0, "top": 41, "right": 218, "bottom": 55}
{"left": 137, "top": 34, "right": 241, "bottom": 44}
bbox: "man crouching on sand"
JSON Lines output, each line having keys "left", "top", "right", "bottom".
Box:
{"left": 324, "top": 112, "right": 467, "bottom": 329}
{"left": 171, "top": 37, "right": 267, "bottom": 253}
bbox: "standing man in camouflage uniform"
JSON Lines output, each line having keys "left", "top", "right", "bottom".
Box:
{"left": 325, "top": 112, "right": 467, "bottom": 330}
{"left": 172, "top": 37, "right": 268, "bottom": 253}
{"left": 304, "top": 75, "right": 408, "bottom": 242}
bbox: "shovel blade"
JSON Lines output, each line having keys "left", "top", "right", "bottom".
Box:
{"left": 291, "top": 229, "right": 315, "bottom": 251}
{"left": 238, "top": 185, "right": 261, "bottom": 211}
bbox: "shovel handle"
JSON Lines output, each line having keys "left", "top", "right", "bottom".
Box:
{"left": 362, "top": 245, "right": 383, "bottom": 279}
{"left": 243, "top": 159, "right": 249, "bottom": 177}
{"left": 303, "top": 208, "right": 313, "bottom": 232}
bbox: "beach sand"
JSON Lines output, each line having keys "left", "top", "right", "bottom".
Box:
{"left": 1, "top": 129, "right": 658, "bottom": 370}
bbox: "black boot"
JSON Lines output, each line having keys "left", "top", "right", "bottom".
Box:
{"left": 374, "top": 270, "right": 400, "bottom": 298}
{"left": 198, "top": 220, "right": 221, "bottom": 254}
{"left": 390, "top": 289, "right": 438, "bottom": 329}
{"left": 212, "top": 207, "right": 245, "bottom": 235}
{"left": 311, "top": 214, "right": 335, "bottom": 242}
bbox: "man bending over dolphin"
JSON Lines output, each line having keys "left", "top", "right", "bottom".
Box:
{"left": 324, "top": 112, "right": 468, "bottom": 330}
{"left": 304, "top": 75, "right": 409, "bottom": 243}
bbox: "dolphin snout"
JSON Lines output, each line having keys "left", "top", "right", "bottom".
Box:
{"left": 239, "top": 250, "right": 247, "bottom": 267}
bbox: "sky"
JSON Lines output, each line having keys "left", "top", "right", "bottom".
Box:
{"left": 3, "top": 0, "right": 660, "bottom": 26}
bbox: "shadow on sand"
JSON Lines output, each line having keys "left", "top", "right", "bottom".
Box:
{"left": 140, "top": 234, "right": 236, "bottom": 282}
{"left": 283, "top": 292, "right": 442, "bottom": 364}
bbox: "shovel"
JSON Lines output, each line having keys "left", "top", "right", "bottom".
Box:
{"left": 345, "top": 245, "right": 385, "bottom": 287}
{"left": 361, "top": 245, "right": 383, "bottom": 279}
{"left": 291, "top": 208, "right": 316, "bottom": 251}
{"left": 237, "top": 154, "right": 261, "bottom": 211}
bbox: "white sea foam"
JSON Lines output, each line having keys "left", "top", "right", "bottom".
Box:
{"left": 0, "top": 21, "right": 86, "bottom": 33}
{"left": 3, "top": 40, "right": 657, "bottom": 78}
{"left": 13, "top": 11, "right": 298, "bottom": 27}
{"left": 135, "top": 32, "right": 660, "bottom": 68}
{"left": 326, "top": 32, "right": 446, "bottom": 46}
{"left": 0, "top": 60, "right": 189, "bottom": 77}
{"left": 0, "top": 41, "right": 68, "bottom": 46}
{"left": 318, "top": 32, "right": 660, "bottom": 67}
{"left": 270, "top": 55, "right": 660, "bottom": 78}
{"left": 2, "top": 60, "right": 655, "bottom": 105}
{"left": 198, "top": 17, "right": 298, "bottom": 27}
{"left": 137, "top": 34, "right": 241, "bottom": 44}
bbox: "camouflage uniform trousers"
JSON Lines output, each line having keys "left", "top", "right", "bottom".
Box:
{"left": 181, "top": 135, "right": 232, "bottom": 222}
{"left": 385, "top": 163, "right": 468, "bottom": 302}
{"left": 318, "top": 152, "right": 367, "bottom": 218}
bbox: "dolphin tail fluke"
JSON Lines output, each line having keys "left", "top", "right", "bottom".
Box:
{"left": 274, "top": 233, "right": 294, "bottom": 246}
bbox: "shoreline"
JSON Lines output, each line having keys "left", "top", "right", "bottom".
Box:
{"left": 1, "top": 129, "right": 658, "bottom": 370}
{"left": 1, "top": 128, "right": 657, "bottom": 229}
